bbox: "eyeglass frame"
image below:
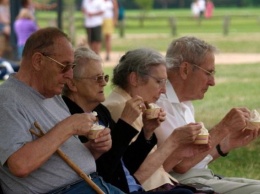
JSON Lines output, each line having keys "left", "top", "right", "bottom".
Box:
{"left": 75, "top": 74, "right": 110, "bottom": 83}
{"left": 41, "top": 53, "right": 76, "bottom": 73}
{"left": 143, "top": 73, "right": 168, "bottom": 88}
{"left": 190, "top": 63, "right": 216, "bottom": 77}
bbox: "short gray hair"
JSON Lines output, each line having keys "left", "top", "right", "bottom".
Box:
{"left": 166, "top": 36, "right": 217, "bottom": 70}
{"left": 62, "top": 46, "right": 102, "bottom": 96}
{"left": 112, "top": 48, "right": 166, "bottom": 90}
{"left": 72, "top": 46, "right": 102, "bottom": 78}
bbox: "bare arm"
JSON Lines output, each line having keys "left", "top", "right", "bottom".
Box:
{"left": 7, "top": 113, "right": 95, "bottom": 177}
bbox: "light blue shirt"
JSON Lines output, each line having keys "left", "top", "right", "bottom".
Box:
{"left": 121, "top": 159, "right": 143, "bottom": 192}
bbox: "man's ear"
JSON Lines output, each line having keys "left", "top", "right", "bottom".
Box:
{"left": 179, "top": 62, "right": 190, "bottom": 80}
{"left": 31, "top": 52, "right": 42, "bottom": 71}
{"left": 66, "top": 78, "right": 78, "bottom": 92}
{"left": 128, "top": 72, "right": 138, "bottom": 87}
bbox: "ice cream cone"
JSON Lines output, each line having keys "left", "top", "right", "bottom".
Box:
{"left": 88, "top": 124, "right": 105, "bottom": 139}
{"left": 194, "top": 122, "right": 209, "bottom": 144}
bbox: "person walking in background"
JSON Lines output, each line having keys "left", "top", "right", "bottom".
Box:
{"left": 198, "top": 0, "right": 206, "bottom": 18}
{"left": 0, "top": 0, "right": 10, "bottom": 38}
{"left": 118, "top": 1, "right": 125, "bottom": 22}
{"left": 14, "top": 8, "right": 38, "bottom": 60}
{"left": 117, "top": 1, "right": 125, "bottom": 38}
{"left": 102, "top": 0, "right": 118, "bottom": 61}
{"left": 81, "top": 0, "right": 106, "bottom": 55}
{"left": 204, "top": 0, "right": 214, "bottom": 19}
{"left": 191, "top": 0, "right": 200, "bottom": 19}
{"left": 0, "top": 0, "right": 10, "bottom": 57}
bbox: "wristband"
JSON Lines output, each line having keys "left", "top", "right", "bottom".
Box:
{"left": 216, "top": 144, "right": 228, "bottom": 157}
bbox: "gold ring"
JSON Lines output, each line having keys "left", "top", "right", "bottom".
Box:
{"left": 139, "top": 104, "right": 142, "bottom": 109}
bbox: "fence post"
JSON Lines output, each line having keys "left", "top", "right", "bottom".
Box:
{"left": 64, "top": 3, "right": 76, "bottom": 45}
{"left": 57, "top": 0, "right": 63, "bottom": 30}
{"left": 118, "top": 19, "right": 125, "bottom": 38}
{"left": 139, "top": 14, "right": 145, "bottom": 28}
{"left": 223, "top": 15, "right": 230, "bottom": 36}
{"left": 169, "top": 16, "right": 177, "bottom": 36}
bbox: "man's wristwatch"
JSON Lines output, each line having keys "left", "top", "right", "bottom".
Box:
{"left": 216, "top": 144, "right": 229, "bottom": 157}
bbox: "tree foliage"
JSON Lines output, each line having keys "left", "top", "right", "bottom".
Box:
{"left": 134, "top": 0, "right": 154, "bottom": 11}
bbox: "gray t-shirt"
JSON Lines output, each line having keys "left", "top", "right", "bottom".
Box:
{"left": 0, "top": 75, "right": 96, "bottom": 194}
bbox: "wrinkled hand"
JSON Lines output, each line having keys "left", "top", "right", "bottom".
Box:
{"left": 87, "top": 128, "right": 112, "bottom": 159}
{"left": 169, "top": 123, "right": 202, "bottom": 145}
{"left": 175, "top": 140, "right": 211, "bottom": 159}
{"left": 220, "top": 128, "right": 260, "bottom": 152}
{"left": 163, "top": 132, "right": 211, "bottom": 172}
{"left": 219, "top": 107, "right": 250, "bottom": 134}
{"left": 65, "top": 113, "right": 96, "bottom": 136}
{"left": 142, "top": 108, "right": 166, "bottom": 140}
{"left": 120, "top": 95, "right": 144, "bottom": 125}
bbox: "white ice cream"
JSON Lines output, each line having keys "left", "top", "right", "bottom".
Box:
{"left": 249, "top": 109, "right": 260, "bottom": 122}
{"left": 91, "top": 111, "right": 98, "bottom": 117}
{"left": 148, "top": 103, "right": 160, "bottom": 109}
{"left": 198, "top": 122, "right": 209, "bottom": 135}
{"left": 91, "top": 123, "right": 104, "bottom": 131}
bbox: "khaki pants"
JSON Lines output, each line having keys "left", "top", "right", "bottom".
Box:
{"left": 170, "top": 168, "right": 260, "bottom": 194}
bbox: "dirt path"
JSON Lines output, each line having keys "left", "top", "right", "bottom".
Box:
{"left": 100, "top": 52, "right": 260, "bottom": 67}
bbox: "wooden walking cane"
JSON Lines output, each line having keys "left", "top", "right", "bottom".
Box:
{"left": 30, "top": 122, "right": 105, "bottom": 194}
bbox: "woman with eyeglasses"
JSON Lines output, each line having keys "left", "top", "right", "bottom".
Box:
{"left": 62, "top": 47, "right": 198, "bottom": 194}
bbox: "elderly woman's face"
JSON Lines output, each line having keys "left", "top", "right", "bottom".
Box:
{"left": 74, "top": 60, "right": 107, "bottom": 105}
{"left": 136, "top": 64, "right": 167, "bottom": 103}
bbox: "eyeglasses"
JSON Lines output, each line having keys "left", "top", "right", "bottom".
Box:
{"left": 41, "top": 53, "right": 76, "bottom": 73}
{"left": 145, "top": 74, "right": 168, "bottom": 88}
{"left": 192, "top": 63, "right": 216, "bottom": 77}
{"left": 77, "top": 74, "right": 109, "bottom": 83}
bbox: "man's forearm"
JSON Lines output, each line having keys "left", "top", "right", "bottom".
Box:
{"left": 7, "top": 125, "right": 73, "bottom": 177}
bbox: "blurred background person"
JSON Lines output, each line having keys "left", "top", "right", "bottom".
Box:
{"left": 191, "top": 0, "right": 200, "bottom": 19}
{"left": 81, "top": 0, "right": 106, "bottom": 55}
{"left": 198, "top": 0, "right": 206, "bottom": 18}
{"left": 118, "top": 1, "right": 125, "bottom": 23}
{"left": 102, "top": 0, "right": 118, "bottom": 61}
{"left": 0, "top": 0, "right": 10, "bottom": 57}
{"left": 0, "top": 0, "right": 10, "bottom": 37}
{"left": 204, "top": 0, "right": 214, "bottom": 19}
{"left": 14, "top": 8, "right": 38, "bottom": 60}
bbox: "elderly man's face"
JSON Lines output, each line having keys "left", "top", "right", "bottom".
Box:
{"left": 183, "top": 52, "right": 215, "bottom": 101}
{"left": 39, "top": 37, "right": 74, "bottom": 97}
